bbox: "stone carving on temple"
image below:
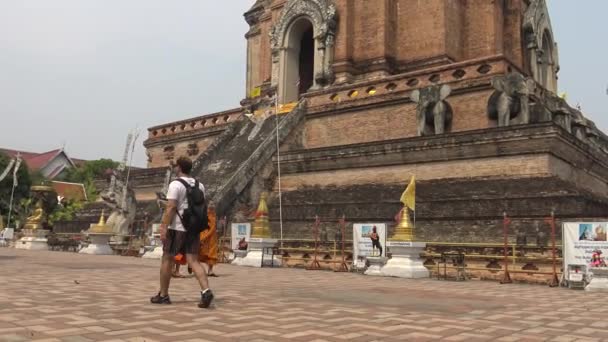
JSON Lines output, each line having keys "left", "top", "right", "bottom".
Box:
{"left": 410, "top": 84, "right": 453, "bottom": 136}
{"left": 488, "top": 72, "right": 535, "bottom": 127}
{"left": 543, "top": 93, "right": 572, "bottom": 132}
{"left": 187, "top": 143, "right": 199, "bottom": 157}
{"left": 100, "top": 169, "right": 136, "bottom": 237}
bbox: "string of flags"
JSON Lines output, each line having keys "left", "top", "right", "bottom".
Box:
{"left": 0, "top": 153, "right": 21, "bottom": 186}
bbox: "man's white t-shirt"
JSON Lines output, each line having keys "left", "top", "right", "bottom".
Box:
{"left": 166, "top": 176, "right": 206, "bottom": 232}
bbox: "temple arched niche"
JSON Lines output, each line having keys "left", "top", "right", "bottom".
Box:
{"left": 523, "top": 0, "right": 559, "bottom": 93}
{"left": 270, "top": 0, "right": 337, "bottom": 104}
{"left": 539, "top": 30, "right": 557, "bottom": 92}
{"left": 280, "top": 17, "right": 315, "bottom": 104}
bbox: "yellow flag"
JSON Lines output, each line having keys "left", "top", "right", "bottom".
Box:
{"left": 399, "top": 176, "right": 415, "bottom": 211}
{"left": 250, "top": 86, "right": 261, "bottom": 98}
{"left": 278, "top": 102, "right": 297, "bottom": 114}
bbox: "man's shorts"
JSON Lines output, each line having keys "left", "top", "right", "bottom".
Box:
{"left": 163, "top": 229, "right": 200, "bottom": 256}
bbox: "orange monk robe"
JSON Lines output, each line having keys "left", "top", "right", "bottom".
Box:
{"left": 199, "top": 207, "right": 218, "bottom": 266}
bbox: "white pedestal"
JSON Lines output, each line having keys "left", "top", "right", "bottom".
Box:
{"left": 381, "top": 241, "right": 429, "bottom": 278}
{"left": 365, "top": 256, "right": 388, "bottom": 276}
{"left": 586, "top": 268, "right": 608, "bottom": 292}
{"left": 240, "top": 238, "right": 281, "bottom": 268}
{"left": 1, "top": 228, "right": 14, "bottom": 247}
{"left": 142, "top": 237, "right": 163, "bottom": 259}
{"left": 79, "top": 233, "right": 114, "bottom": 255}
{"left": 15, "top": 237, "right": 49, "bottom": 250}
{"left": 232, "top": 250, "right": 248, "bottom": 266}
{"left": 15, "top": 229, "right": 49, "bottom": 251}
{"left": 142, "top": 246, "right": 164, "bottom": 259}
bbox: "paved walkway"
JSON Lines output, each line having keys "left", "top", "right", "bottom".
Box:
{"left": 0, "top": 249, "right": 605, "bottom": 342}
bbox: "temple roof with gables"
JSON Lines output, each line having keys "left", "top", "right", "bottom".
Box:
{"left": 0, "top": 147, "right": 82, "bottom": 179}
{"left": 51, "top": 181, "right": 87, "bottom": 202}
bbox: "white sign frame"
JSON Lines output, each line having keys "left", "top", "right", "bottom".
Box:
{"left": 231, "top": 223, "right": 251, "bottom": 250}
{"left": 1, "top": 228, "right": 14, "bottom": 240}
{"left": 563, "top": 222, "right": 608, "bottom": 271}
{"left": 353, "top": 223, "right": 387, "bottom": 263}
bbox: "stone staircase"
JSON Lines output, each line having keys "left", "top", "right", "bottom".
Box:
{"left": 191, "top": 100, "right": 307, "bottom": 216}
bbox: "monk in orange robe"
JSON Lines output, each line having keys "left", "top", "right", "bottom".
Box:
{"left": 199, "top": 205, "right": 219, "bottom": 276}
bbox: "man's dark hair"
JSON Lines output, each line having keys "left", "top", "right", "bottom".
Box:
{"left": 176, "top": 157, "right": 193, "bottom": 175}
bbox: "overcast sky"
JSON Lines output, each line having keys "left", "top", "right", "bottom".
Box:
{"left": 0, "top": 1, "right": 606, "bottom": 167}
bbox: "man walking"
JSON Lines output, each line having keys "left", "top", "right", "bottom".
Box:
{"left": 150, "top": 156, "right": 214, "bottom": 308}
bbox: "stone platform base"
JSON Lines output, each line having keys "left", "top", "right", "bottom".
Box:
{"left": 15, "top": 237, "right": 49, "bottom": 251}
{"left": 80, "top": 234, "right": 114, "bottom": 255}
{"left": 365, "top": 256, "right": 388, "bottom": 276}
{"left": 381, "top": 242, "right": 429, "bottom": 278}
{"left": 241, "top": 238, "right": 282, "bottom": 268}
{"left": 142, "top": 246, "right": 163, "bottom": 259}
{"left": 15, "top": 229, "right": 49, "bottom": 251}
{"left": 586, "top": 268, "right": 608, "bottom": 292}
{"left": 232, "top": 250, "right": 248, "bottom": 266}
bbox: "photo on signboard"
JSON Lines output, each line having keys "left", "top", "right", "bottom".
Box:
{"left": 231, "top": 223, "right": 251, "bottom": 250}
{"left": 361, "top": 225, "right": 372, "bottom": 237}
{"left": 579, "top": 224, "right": 595, "bottom": 241}
{"left": 593, "top": 223, "right": 607, "bottom": 241}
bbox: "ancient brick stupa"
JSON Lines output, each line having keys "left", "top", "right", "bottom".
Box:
{"left": 116, "top": 0, "right": 608, "bottom": 244}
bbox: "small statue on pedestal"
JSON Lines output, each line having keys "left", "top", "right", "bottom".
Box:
{"left": 24, "top": 200, "right": 45, "bottom": 230}
{"left": 23, "top": 185, "right": 57, "bottom": 230}
{"left": 370, "top": 226, "right": 383, "bottom": 257}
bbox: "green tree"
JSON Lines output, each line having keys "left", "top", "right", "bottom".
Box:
{"left": 0, "top": 152, "right": 32, "bottom": 219}
{"left": 48, "top": 199, "right": 84, "bottom": 224}
{"left": 63, "top": 159, "right": 119, "bottom": 184}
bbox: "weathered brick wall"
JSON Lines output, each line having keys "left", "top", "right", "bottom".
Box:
{"left": 301, "top": 88, "right": 497, "bottom": 150}
{"left": 146, "top": 135, "right": 217, "bottom": 168}
{"left": 396, "top": 0, "right": 448, "bottom": 65}
{"left": 445, "top": 0, "right": 465, "bottom": 61}
{"left": 450, "top": 89, "right": 496, "bottom": 131}
{"left": 278, "top": 155, "right": 552, "bottom": 191}
{"left": 264, "top": 178, "right": 608, "bottom": 243}
{"left": 303, "top": 103, "right": 416, "bottom": 149}
{"left": 144, "top": 108, "right": 242, "bottom": 167}
{"left": 463, "top": 0, "right": 502, "bottom": 60}
{"left": 351, "top": 0, "right": 390, "bottom": 66}
{"left": 503, "top": 0, "right": 525, "bottom": 67}
{"left": 245, "top": 0, "right": 527, "bottom": 91}
{"left": 252, "top": 125, "right": 608, "bottom": 242}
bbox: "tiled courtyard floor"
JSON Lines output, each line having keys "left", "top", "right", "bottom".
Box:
{"left": 0, "top": 249, "right": 606, "bottom": 342}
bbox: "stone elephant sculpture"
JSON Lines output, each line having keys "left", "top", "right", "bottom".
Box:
{"left": 410, "top": 84, "right": 453, "bottom": 136}
{"left": 488, "top": 72, "right": 535, "bottom": 127}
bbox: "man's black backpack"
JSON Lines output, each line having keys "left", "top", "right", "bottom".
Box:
{"left": 175, "top": 178, "right": 209, "bottom": 233}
